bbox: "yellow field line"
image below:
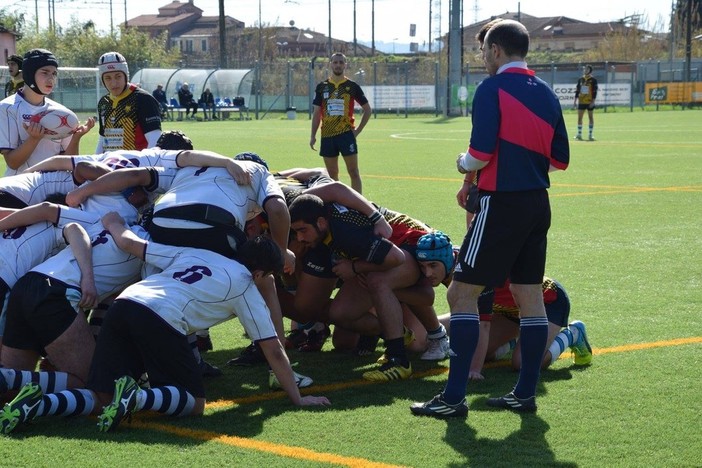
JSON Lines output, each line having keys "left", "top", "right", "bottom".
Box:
{"left": 131, "top": 420, "right": 407, "bottom": 468}
{"left": 363, "top": 174, "right": 702, "bottom": 193}
{"left": 138, "top": 336, "right": 700, "bottom": 466}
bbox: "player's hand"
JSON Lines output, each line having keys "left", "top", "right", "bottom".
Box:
{"left": 373, "top": 218, "right": 393, "bottom": 239}
{"left": 23, "top": 121, "right": 45, "bottom": 140}
{"left": 331, "top": 259, "right": 356, "bottom": 282}
{"left": 101, "top": 211, "right": 125, "bottom": 229}
{"left": 456, "top": 184, "right": 470, "bottom": 208}
{"left": 65, "top": 187, "right": 89, "bottom": 207}
{"left": 78, "top": 279, "right": 98, "bottom": 310}
{"left": 226, "top": 159, "right": 252, "bottom": 185}
{"left": 468, "top": 370, "right": 485, "bottom": 381}
{"left": 72, "top": 116, "right": 95, "bottom": 137}
{"left": 299, "top": 395, "right": 331, "bottom": 406}
{"left": 282, "top": 248, "right": 296, "bottom": 275}
{"left": 309, "top": 136, "right": 317, "bottom": 151}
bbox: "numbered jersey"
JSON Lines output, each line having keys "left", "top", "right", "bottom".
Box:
{"left": 0, "top": 221, "right": 67, "bottom": 288}
{"left": 31, "top": 225, "right": 146, "bottom": 306}
{"left": 312, "top": 78, "right": 368, "bottom": 138}
{"left": 0, "top": 91, "right": 73, "bottom": 176}
{"left": 117, "top": 241, "right": 277, "bottom": 339}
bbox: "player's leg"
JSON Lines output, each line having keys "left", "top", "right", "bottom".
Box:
{"left": 587, "top": 108, "right": 595, "bottom": 140}
{"left": 43, "top": 311, "right": 95, "bottom": 388}
{"left": 342, "top": 153, "right": 362, "bottom": 194}
{"left": 576, "top": 108, "right": 585, "bottom": 139}
{"left": 319, "top": 135, "right": 340, "bottom": 181}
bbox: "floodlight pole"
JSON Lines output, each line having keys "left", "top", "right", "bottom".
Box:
{"left": 328, "top": 0, "right": 333, "bottom": 55}
{"left": 219, "top": 0, "right": 227, "bottom": 68}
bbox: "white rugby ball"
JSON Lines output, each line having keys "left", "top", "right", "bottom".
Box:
{"left": 30, "top": 107, "right": 80, "bottom": 140}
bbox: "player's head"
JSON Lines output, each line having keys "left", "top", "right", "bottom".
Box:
{"left": 97, "top": 52, "right": 129, "bottom": 95}
{"left": 483, "top": 20, "right": 529, "bottom": 75}
{"left": 235, "top": 151, "right": 268, "bottom": 169}
{"left": 584, "top": 65, "right": 593, "bottom": 75}
{"left": 22, "top": 49, "right": 59, "bottom": 95}
{"left": 289, "top": 193, "right": 328, "bottom": 246}
{"left": 7, "top": 54, "right": 23, "bottom": 77}
{"left": 415, "top": 231, "right": 454, "bottom": 286}
{"left": 238, "top": 235, "right": 283, "bottom": 277}
{"left": 330, "top": 53, "right": 347, "bottom": 76}
{"left": 156, "top": 130, "right": 193, "bottom": 150}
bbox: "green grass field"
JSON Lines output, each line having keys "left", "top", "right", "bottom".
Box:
{"left": 1, "top": 110, "right": 701, "bottom": 467}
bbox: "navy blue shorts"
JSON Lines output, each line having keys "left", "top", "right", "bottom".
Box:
{"left": 320, "top": 130, "right": 357, "bottom": 157}
{"left": 88, "top": 299, "right": 205, "bottom": 398}
{"left": 453, "top": 189, "right": 551, "bottom": 287}
{"left": 3, "top": 272, "right": 79, "bottom": 352}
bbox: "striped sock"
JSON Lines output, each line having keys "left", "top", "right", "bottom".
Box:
{"left": 588, "top": 124, "right": 594, "bottom": 138}
{"left": 513, "top": 316, "right": 549, "bottom": 399}
{"left": 548, "top": 328, "right": 574, "bottom": 364}
{"left": 37, "top": 388, "right": 95, "bottom": 418}
{"left": 0, "top": 369, "right": 68, "bottom": 394}
{"left": 443, "top": 313, "right": 480, "bottom": 404}
{"left": 577, "top": 124, "right": 582, "bottom": 136}
{"left": 137, "top": 386, "right": 196, "bottom": 416}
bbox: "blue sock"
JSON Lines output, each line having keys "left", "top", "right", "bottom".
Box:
{"left": 442, "top": 313, "right": 479, "bottom": 404}
{"left": 513, "top": 316, "right": 549, "bottom": 399}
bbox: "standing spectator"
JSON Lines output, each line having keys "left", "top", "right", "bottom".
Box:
{"left": 200, "top": 87, "right": 216, "bottom": 121}
{"left": 4, "top": 54, "right": 24, "bottom": 98}
{"left": 310, "top": 53, "right": 371, "bottom": 194}
{"left": 152, "top": 83, "right": 169, "bottom": 120}
{"left": 574, "top": 65, "right": 598, "bottom": 141}
{"left": 410, "top": 19, "right": 569, "bottom": 418}
{"left": 0, "top": 49, "right": 94, "bottom": 176}
{"left": 177, "top": 82, "right": 198, "bottom": 121}
{"left": 96, "top": 52, "right": 162, "bottom": 153}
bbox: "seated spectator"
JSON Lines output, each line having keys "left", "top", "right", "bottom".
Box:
{"left": 177, "top": 83, "right": 198, "bottom": 120}
{"left": 200, "top": 88, "right": 216, "bottom": 121}
{"left": 152, "top": 84, "right": 169, "bottom": 119}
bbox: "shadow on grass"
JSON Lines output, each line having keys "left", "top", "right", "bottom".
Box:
{"left": 442, "top": 412, "right": 579, "bottom": 467}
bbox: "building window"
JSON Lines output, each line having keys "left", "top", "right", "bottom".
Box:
{"left": 201, "top": 39, "right": 207, "bottom": 52}
{"left": 185, "top": 40, "right": 193, "bottom": 52}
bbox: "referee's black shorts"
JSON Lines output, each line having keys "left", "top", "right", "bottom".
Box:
{"left": 453, "top": 189, "right": 551, "bottom": 287}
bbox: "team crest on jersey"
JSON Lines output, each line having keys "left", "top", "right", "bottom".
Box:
{"left": 454, "top": 263, "right": 463, "bottom": 273}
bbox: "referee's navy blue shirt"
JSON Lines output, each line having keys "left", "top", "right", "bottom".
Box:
{"left": 468, "top": 66, "right": 569, "bottom": 192}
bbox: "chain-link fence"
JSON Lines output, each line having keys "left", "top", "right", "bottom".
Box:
{"left": 3, "top": 57, "right": 700, "bottom": 116}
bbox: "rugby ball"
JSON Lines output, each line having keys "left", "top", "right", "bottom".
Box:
{"left": 30, "top": 108, "right": 79, "bottom": 140}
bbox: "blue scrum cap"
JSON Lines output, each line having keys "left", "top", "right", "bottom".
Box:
{"left": 415, "top": 231, "right": 454, "bottom": 276}
{"left": 234, "top": 152, "right": 268, "bottom": 169}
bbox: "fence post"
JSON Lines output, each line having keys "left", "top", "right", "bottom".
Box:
{"left": 404, "top": 60, "right": 409, "bottom": 118}
{"left": 656, "top": 61, "right": 660, "bottom": 111}
{"left": 373, "top": 61, "right": 377, "bottom": 119}
{"left": 435, "top": 61, "right": 440, "bottom": 117}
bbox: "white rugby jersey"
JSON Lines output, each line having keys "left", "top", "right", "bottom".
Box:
{"left": 0, "top": 171, "right": 76, "bottom": 206}
{"left": 71, "top": 148, "right": 181, "bottom": 171}
{"left": 0, "top": 92, "right": 74, "bottom": 176}
{"left": 116, "top": 241, "right": 277, "bottom": 339}
{"left": 0, "top": 221, "right": 66, "bottom": 288}
{"left": 31, "top": 225, "right": 147, "bottom": 306}
{"left": 152, "top": 160, "right": 283, "bottom": 230}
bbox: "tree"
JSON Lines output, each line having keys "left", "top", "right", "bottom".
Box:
{"left": 17, "top": 19, "right": 180, "bottom": 71}
{"left": 0, "top": 7, "right": 25, "bottom": 35}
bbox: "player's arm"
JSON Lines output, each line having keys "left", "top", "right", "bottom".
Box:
{"left": 101, "top": 211, "right": 147, "bottom": 260}
{"left": 310, "top": 104, "right": 322, "bottom": 150}
{"left": 175, "top": 150, "right": 251, "bottom": 185}
{"left": 63, "top": 222, "right": 98, "bottom": 310}
{"left": 258, "top": 337, "right": 331, "bottom": 407}
{"left": 1, "top": 122, "right": 44, "bottom": 170}
{"left": 66, "top": 167, "right": 152, "bottom": 207}
{"left": 22, "top": 155, "right": 74, "bottom": 173}
{"left": 457, "top": 152, "right": 488, "bottom": 173}
{"left": 304, "top": 181, "right": 392, "bottom": 238}
{"left": 333, "top": 242, "right": 405, "bottom": 281}
{"left": 353, "top": 101, "right": 372, "bottom": 137}
{"left": 0, "top": 202, "right": 60, "bottom": 232}
{"left": 72, "top": 160, "right": 113, "bottom": 185}
{"left": 456, "top": 170, "right": 476, "bottom": 208}
{"left": 63, "top": 117, "right": 96, "bottom": 155}
{"left": 263, "top": 196, "right": 295, "bottom": 274}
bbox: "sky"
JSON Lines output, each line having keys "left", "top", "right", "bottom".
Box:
{"left": 11, "top": 0, "right": 674, "bottom": 52}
